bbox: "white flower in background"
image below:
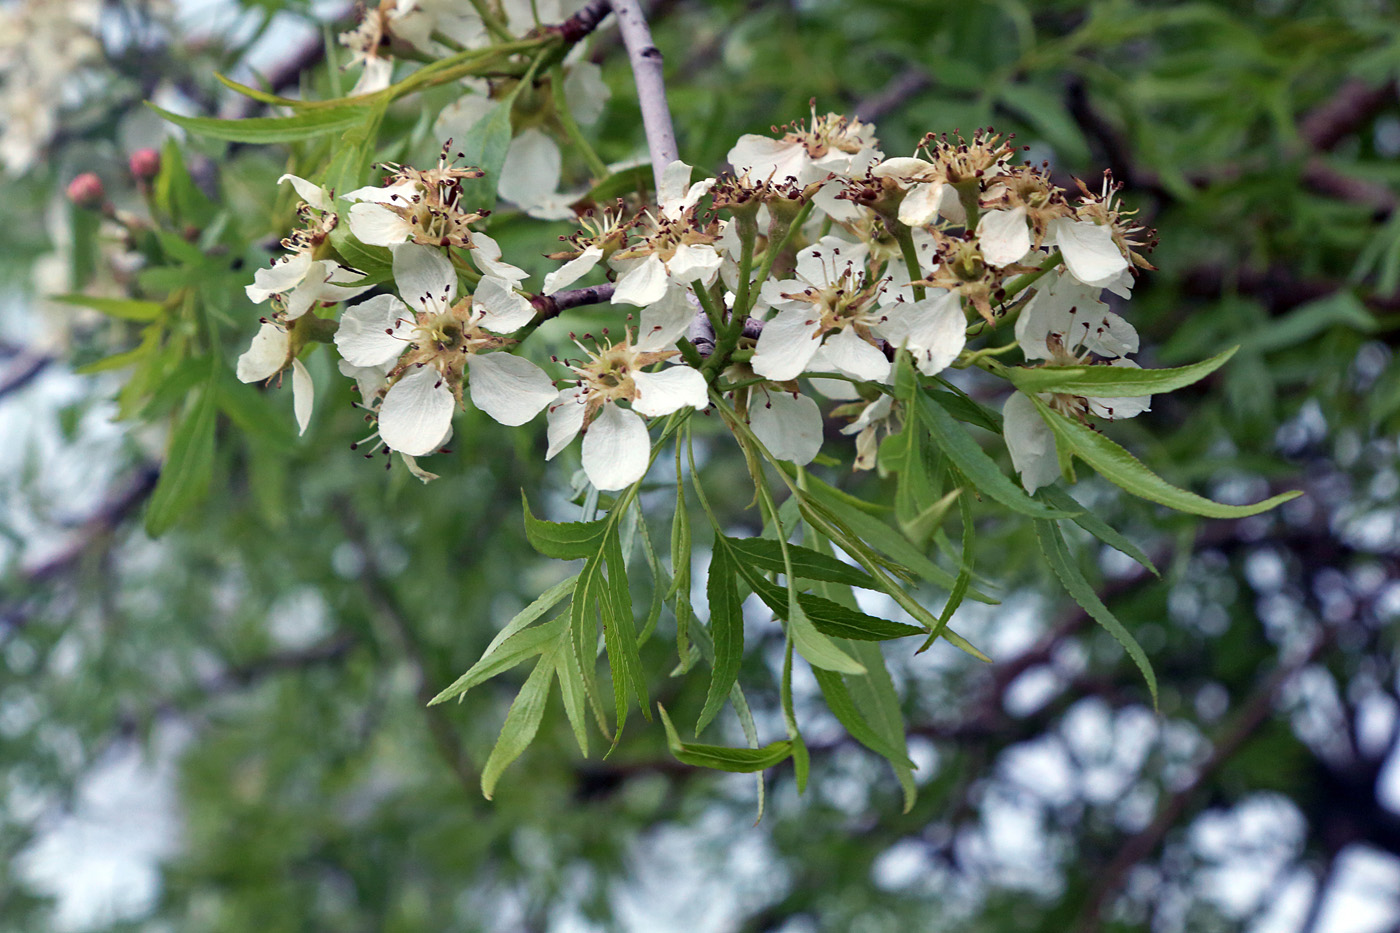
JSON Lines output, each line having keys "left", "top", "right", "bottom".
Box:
{"left": 334, "top": 243, "right": 554, "bottom": 456}
{"left": 751, "top": 236, "right": 966, "bottom": 384}
{"left": 246, "top": 175, "right": 372, "bottom": 319}
{"left": 840, "top": 395, "right": 898, "bottom": 471}
{"left": 546, "top": 334, "right": 708, "bottom": 490}
{"left": 236, "top": 322, "right": 315, "bottom": 436}
{"left": 338, "top": 2, "right": 396, "bottom": 96}
{"left": 435, "top": 59, "right": 610, "bottom": 219}
{"left": 728, "top": 109, "right": 882, "bottom": 224}
{"left": 388, "top": 0, "right": 487, "bottom": 53}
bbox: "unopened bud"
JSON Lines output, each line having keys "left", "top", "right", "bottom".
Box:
{"left": 66, "top": 173, "right": 105, "bottom": 209}
{"left": 129, "top": 148, "right": 160, "bottom": 180}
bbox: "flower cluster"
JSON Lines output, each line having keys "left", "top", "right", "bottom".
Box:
{"left": 237, "top": 106, "right": 1155, "bottom": 496}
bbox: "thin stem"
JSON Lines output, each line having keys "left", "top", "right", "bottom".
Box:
{"left": 731, "top": 215, "right": 758, "bottom": 324}
{"left": 1004, "top": 250, "right": 1062, "bottom": 300}
{"left": 607, "top": 0, "right": 679, "bottom": 190}
{"left": 551, "top": 65, "right": 610, "bottom": 180}
{"left": 749, "top": 200, "right": 815, "bottom": 309}
{"left": 467, "top": 0, "right": 515, "bottom": 43}
{"left": 894, "top": 225, "right": 927, "bottom": 301}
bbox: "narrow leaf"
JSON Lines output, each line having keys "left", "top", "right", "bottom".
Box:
{"left": 428, "top": 616, "right": 564, "bottom": 705}
{"left": 481, "top": 648, "right": 556, "bottom": 799}
{"left": 1039, "top": 486, "right": 1159, "bottom": 576}
{"left": 1029, "top": 395, "right": 1302, "bottom": 518}
{"left": 658, "top": 706, "right": 792, "bottom": 772}
{"left": 522, "top": 493, "right": 608, "bottom": 559}
{"left": 51, "top": 294, "right": 163, "bottom": 321}
{"left": 145, "top": 375, "right": 218, "bottom": 536}
{"left": 725, "top": 536, "right": 879, "bottom": 590}
{"left": 697, "top": 544, "right": 744, "bottom": 734}
{"left": 1008, "top": 346, "right": 1238, "bottom": 397}
{"left": 147, "top": 102, "right": 374, "bottom": 143}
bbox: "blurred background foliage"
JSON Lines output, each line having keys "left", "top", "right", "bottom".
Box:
{"left": 2, "top": 0, "right": 1400, "bottom": 930}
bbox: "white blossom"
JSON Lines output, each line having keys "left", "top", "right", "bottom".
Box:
{"left": 236, "top": 322, "right": 316, "bottom": 436}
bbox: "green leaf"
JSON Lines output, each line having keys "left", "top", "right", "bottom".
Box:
{"left": 918, "top": 392, "right": 1068, "bottom": 519}
{"left": 1038, "top": 486, "right": 1159, "bottom": 576}
{"left": 455, "top": 97, "right": 516, "bottom": 215}
{"left": 811, "top": 667, "right": 915, "bottom": 768}
{"left": 697, "top": 543, "right": 744, "bottom": 735}
{"left": 842, "top": 641, "right": 918, "bottom": 811}
{"left": 579, "top": 164, "right": 653, "bottom": 205}
{"left": 1035, "top": 521, "right": 1157, "bottom": 706}
{"left": 728, "top": 557, "right": 920, "bottom": 643}
{"left": 428, "top": 616, "right": 565, "bottom": 705}
{"left": 1028, "top": 395, "right": 1302, "bottom": 517}
{"left": 1007, "top": 347, "right": 1238, "bottom": 397}
{"left": 213, "top": 73, "right": 305, "bottom": 109}
{"left": 51, "top": 294, "right": 163, "bottom": 321}
{"left": 146, "top": 102, "right": 375, "bottom": 144}
{"left": 554, "top": 632, "right": 591, "bottom": 756}
{"left": 601, "top": 526, "right": 649, "bottom": 722}
{"left": 724, "top": 536, "right": 879, "bottom": 590}
{"left": 217, "top": 372, "right": 298, "bottom": 451}
{"left": 481, "top": 647, "right": 557, "bottom": 799}
{"left": 658, "top": 706, "right": 792, "bottom": 772}
{"left": 522, "top": 493, "right": 608, "bottom": 559}
{"left": 789, "top": 598, "right": 866, "bottom": 674}
{"left": 145, "top": 371, "right": 218, "bottom": 537}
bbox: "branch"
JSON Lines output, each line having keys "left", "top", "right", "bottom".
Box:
{"left": 606, "top": 0, "right": 679, "bottom": 188}
{"left": 529, "top": 281, "right": 616, "bottom": 321}
{"left": 855, "top": 66, "right": 933, "bottom": 124}
{"left": 1301, "top": 79, "right": 1398, "bottom": 152}
{"left": 556, "top": 0, "right": 612, "bottom": 44}
{"left": 0, "top": 351, "right": 52, "bottom": 399}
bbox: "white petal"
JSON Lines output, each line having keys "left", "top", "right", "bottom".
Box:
{"left": 635, "top": 285, "right": 695, "bottom": 351}
{"left": 631, "top": 366, "right": 709, "bottom": 417}
{"left": 727, "top": 135, "right": 807, "bottom": 183}
{"left": 751, "top": 308, "right": 823, "bottom": 381}
{"left": 872, "top": 157, "right": 935, "bottom": 184}
{"left": 433, "top": 94, "right": 497, "bottom": 147}
{"left": 795, "top": 235, "right": 869, "bottom": 287}
{"left": 392, "top": 243, "right": 456, "bottom": 312}
{"left": 612, "top": 254, "right": 669, "bottom": 307}
{"left": 282, "top": 262, "right": 330, "bottom": 320}
{"left": 812, "top": 178, "right": 862, "bottom": 223}
{"left": 236, "top": 322, "right": 290, "bottom": 382}
{"left": 1003, "top": 392, "right": 1060, "bottom": 493}
{"left": 277, "top": 173, "right": 333, "bottom": 212}
{"left": 545, "top": 387, "right": 587, "bottom": 459}
{"left": 349, "top": 202, "right": 411, "bottom": 246}
{"left": 1050, "top": 217, "right": 1128, "bottom": 287}
{"left": 245, "top": 252, "right": 312, "bottom": 304}
{"left": 338, "top": 357, "right": 392, "bottom": 400}
{"left": 334, "top": 294, "right": 412, "bottom": 367}
{"left": 472, "top": 233, "right": 529, "bottom": 283}
{"left": 291, "top": 358, "right": 314, "bottom": 436}
{"left": 473, "top": 276, "right": 535, "bottom": 333}
{"left": 349, "top": 56, "right": 393, "bottom": 96}
{"left": 467, "top": 353, "right": 557, "bottom": 425}
{"left": 378, "top": 366, "right": 456, "bottom": 456}
{"left": 897, "top": 181, "right": 944, "bottom": 227}
{"left": 749, "top": 389, "right": 823, "bottom": 465}
{"left": 658, "top": 160, "right": 694, "bottom": 213}
{"left": 581, "top": 403, "right": 650, "bottom": 491}
{"left": 977, "top": 206, "right": 1032, "bottom": 268}
{"left": 665, "top": 243, "right": 721, "bottom": 286}
{"left": 563, "top": 61, "right": 609, "bottom": 125}
{"left": 544, "top": 245, "right": 603, "bottom": 295}
{"left": 499, "top": 128, "right": 563, "bottom": 210}
{"left": 878, "top": 290, "right": 967, "bottom": 376}
{"left": 820, "top": 327, "right": 891, "bottom": 383}
{"left": 343, "top": 180, "right": 419, "bottom": 205}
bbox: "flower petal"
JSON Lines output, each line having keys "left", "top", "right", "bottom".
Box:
{"left": 630, "top": 366, "right": 709, "bottom": 417}
{"left": 472, "top": 233, "right": 529, "bottom": 283}
{"left": 751, "top": 307, "right": 823, "bottom": 381}
{"left": 277, "top": 173, "right": 333, "bottom": 212}
{"left": 897, "top": 181, "right": 944, "bottom": 227}
{"left": 291, "top": 358, "right": 314, "bottom": 436}
{"left": 467, "top": 352, "right": 557, "bottom": 425}
{"left": 819, "top": 326, "right": 891, "bottom": 383}
{"left": 727, "top": 135, "right": 807, "bottom": 183}
{"left": 749, "top": 389, "right": 823, "bottom": 464}
{"left": 635, "top": 285, "right": 694, "bottom": 351}
{"left": 392, "top": 243, "right": 456, "bottom": 313}
{"left": 246, "top": 252, "right": 312, "bottom": 304}
{"left": 1050, "top": 217, "right": 1128, "bottom": 287}
{"left": 612, "top": 254, "right": 669, "bottom": 307}
{"left": 499, "top": 128, "right": 563, "bottom": 211}
{"left": 665, "top": 243, "right": 721, "bottom": 286}
{"left": 878, "top": 289, "right": 967, "bottom": 376}
{"left": 581, "top": 402, "right": 650, "bottom": 491}
{"left": 338, "top": 357, "right": 393, "bottom": 400}
{"left": 977, "top": 206, "right": 1031, "bottom": 268}
{"left": 349, "top": 202, "right": 411, "bottom": 246}
{"left": 563, "top": 61, "right": 609, "bottom": 125}
{"left": 546, "top": 387, "right": 587, "bottom": 459}
{"left": 378, "top": 365, "right": 456, "bottom": 456}
{"left": 1003, "top": 391, "right": 1060, "bottom": 493}
{"left": 473, "top": 276, "right": 535, "bottom": 333}
{"left": 544, "top": 245, "right": 603, "bottom": 295}
{"left": 334, "top": 293, "right": 412, "bottom": 367}
{"left": 236, "top": 322, "right": 290, "bottom": 382}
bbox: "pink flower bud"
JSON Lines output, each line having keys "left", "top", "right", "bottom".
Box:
{"left": 66, "top": 172, "right": 105, "bottom": 208}
{"left": 129, "top": 149, "right": 160, "bottom": 180}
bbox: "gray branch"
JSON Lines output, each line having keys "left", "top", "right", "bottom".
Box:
{"left": 606, "top": 0, "right": 679, "bottom": 190}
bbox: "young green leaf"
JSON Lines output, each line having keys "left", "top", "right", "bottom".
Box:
{"left": 658, "top": 706, "right": 793, "bottom": 772}
{"left": 522, "top": 493, "right": 608, "bottom": 559}
{"left": 724, "top": 536, "right": 879, "bottom": 590}
{"left": 481, "top": 647, "right": 557, "bottom": 799}
{"left": 1035, "top": 520, "right": 1157, "bottom": 707}
{"left": 428, "top": 616, "right": 565, "bottom": 705}
{"left": 145, "top": 374, "right": 218, "bottom": 537}
{"left": 697, "top": 543, "right": 744, "bottom": 735}
{"left": 147, "top": 102, "right": 375, "bottom": 143}
{"left": 1038, "top": 486, "right": 1160, "bottom": 576}
{"left": 1028, "top": 395, "right": 1302, "bottom": 517}
{"left": 1008, "top": 346, "right": 1238, "bottom": 397}
{"left": 51, "top": 294, "right": 163, "bottom": 321}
